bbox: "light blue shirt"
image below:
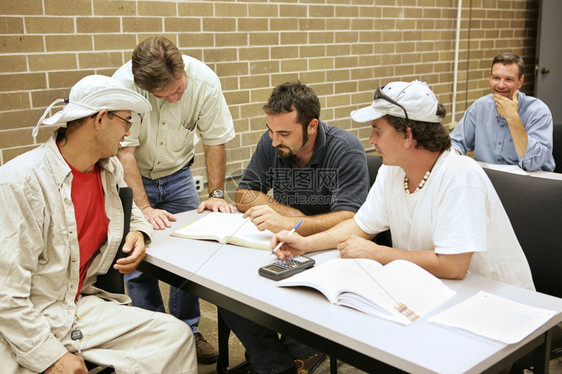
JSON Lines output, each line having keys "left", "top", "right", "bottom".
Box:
{"left": 450, "top": 92, "right": 555, "bottom": 171}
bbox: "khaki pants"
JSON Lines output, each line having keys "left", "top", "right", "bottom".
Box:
{"left": 1, "top": 295, "right": 197, "bottom": 374}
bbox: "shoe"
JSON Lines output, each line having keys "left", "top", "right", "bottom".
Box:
{"left": 226, "top": 360, "right": 255, "bottom": 374}
{"left": 294, "top": 353, "right": 326, "bottom": 374}
{"left": 194, "top": 332, "right": 219, "bottom": 364}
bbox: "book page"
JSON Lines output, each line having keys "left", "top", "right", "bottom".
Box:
{"left": 278, "top": 258, "right": 384, "bottom": 304}
{"left": 377, "top": 260, "right": 457, "bottom": 317}
{"left": 171, "top": 212, "right": 273, "bottom": 250}
{"left": 428, "top": 291, "right": 556, "bottom": 344}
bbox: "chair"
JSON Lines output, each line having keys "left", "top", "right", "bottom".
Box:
{"left": 366, "top": 155, "right": 392, "bottom": 247}
{"left": 482, "top": 169, "right": 562, "bottom": 373}
{"left": 86, "top": 187, "right": 133, "bottom": 374}
{"left": 552, "top": 124, "right": 562, "bottom": 174}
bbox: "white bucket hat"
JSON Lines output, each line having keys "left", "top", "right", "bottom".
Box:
{"left": 350, "top": 80, "right": 441, "bottom": 124}
{"left": 32, "top": 75, "right": 151, "bottom": 140}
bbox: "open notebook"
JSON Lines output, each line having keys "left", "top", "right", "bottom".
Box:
{"left": 171, "top": 212, "right": 273, "bottom": 250}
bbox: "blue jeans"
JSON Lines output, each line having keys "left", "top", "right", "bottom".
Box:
{"left": 219, "top": 308, "right": 317, "bottom": 374}
{"left": 124, "top": 165, "right": 202, "bottom": 332}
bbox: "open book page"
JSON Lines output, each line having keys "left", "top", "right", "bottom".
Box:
{"left": 428, "top": 291, "right": 557, "bottom": 344}
{"left": 278, "top": 258, "right": 455, "bottom": 325}
{"left": 171, "top": 212, "right": 273, "bottom": 250}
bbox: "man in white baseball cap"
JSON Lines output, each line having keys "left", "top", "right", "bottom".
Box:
{"left": 0, "top": 75, "right": 197, "bottom": 373}
{"left": 272, "top": 80, "right": 534, "bottom": 293}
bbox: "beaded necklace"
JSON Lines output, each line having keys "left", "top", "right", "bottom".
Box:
{"left": 403, "top": 152, "right": 442, "bottom": 195}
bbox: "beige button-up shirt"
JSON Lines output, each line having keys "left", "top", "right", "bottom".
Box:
{"left": 0, "top": 133, "right": 152, "bottom": 372}
{"left": 113, "top": 55, "right": 236, "bottom": 179}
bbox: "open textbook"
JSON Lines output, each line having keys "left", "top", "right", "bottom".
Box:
{"left": 278, "top": 258, "right": 456, "bottom": 325}
{"left": 429, "top": 291, "right": 557, "bottom": 344}
{"left": 171, "top": 212, "right": 273, "bottom": 250}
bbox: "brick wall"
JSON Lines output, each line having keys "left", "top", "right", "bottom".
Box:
{"left": 0, "top": 0, "right": 539, "bottom": 186}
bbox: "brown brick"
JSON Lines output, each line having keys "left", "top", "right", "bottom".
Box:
{"left": 215, "top": 62, "right": 248, "bottom": 77}
{"left": 77, "top": 17, "right": 121, "bottom": 34}
{"left": 359, "top": 31, "right": 381, "bottom": 43}
{"left": 48, "top": 70, "right": 95, "bottom": 89}
{"left": 327, "top": 69, "right": 349, "bottom": 82}
{"left": 309, "top": 58, "right": 333, "bottom": 71}
{"left": 281, "top": 59, "right": 307, "bottom": 73}
{"left": 78, "top": 51, "right": 123, "bottom": 68}
{"left": 300, "top": 71, "right": 326, "bottom": 85}
{"left": 327, "top": 19, "right": 351, "bottom": 31}
{"left": 45, "top": 35, "right": 93, "bottom": 52}
{"left": 28, "top": 53, "right": 77, "bottom": 71}
{"left": 280, "top": 32, "right": 307, "bottom": 45}
{"left": 44, "top": 0, "right": 92, "bottom": 16}
{"left": 0, "top": 127, "right": 33, "bottom": 148}
{"left": 249, "top": 32, "right": 279, "bottom": 46}
{"left": 299, "top": 45, "right": 326, "bottom": 58}
{"left": 216, "top": 33, "right": 248, "bottom": 48}
{"left": 0, "top": 0, "right": 42, "bottom": 15}
{"left": 249, "top": 88, "right": 271, "bottom": 104}
{"left": 138, "top": 1, "right": 176, "bottom": 16}
{"left": 335, "top": 82, "right": 357, "bottom": 94}
{"left": 250, "top": 61, "right": 279, "bottom": 75}
{"left": 0, "top": 35, "right": 44, "bottom": 53}
{"left": 224, "top": 90, "right": 250, "bottom": 106}
{"left": 351, "top": 19, "right": 374, "bottom": 31}
{"left": 204, "top": 48, "right": 237, "bottom": 63}
{"left": 0, "top": 17, "right": 24, "bottom": 34}
{"left": 0, "top": 108, "right": 43, "bottom": 130}
{"left": 0, "top": 92, "right": 30, "bottom": 112}
{"left": 279, "top": 4, "right": 307, "bottom": 17}
{"left": 271, "top": 18, "right": 300, "bottom": 31}
{"left": 0, "top": 56, "right": 27, "bottom": 73}
{"left": 299, "top": 18, "right": 326, "bottom": 31}
{"left": 31, "top": 88, "right": 69, "bottom": 107}
{"left": 335, "top": 5, "right": 358, "bottom": 17}
{"left": 249, "top": 4, "right": 278, "bottom": 17}
{"left": 240, "top": 75, "right": 269, "bottom": 90}
{"left": 25, "top": 17, "right": 75, "bottom": 34}
{"left": 0, "top": 72, "right": 47, "bottom": 92}
{"left": 239, "top": 47, "right": 270, "bottom": 61}
{"left": 335, "top": 32, "right": 359, "bottom": 44}
{"left": 178, "top": 2, "right": 213, "bottom": 17}
{"left": 94, "top": 34, "right": 136, "bottom": 50}
{"left": 335, "top": 56, "right": 358, "bottom": 69}
{"left": 93, "top": 1, "right": 136, "bottom": 16}
{"left": 309, "top": 31, "right": 334, "bottom": 44}
{"left": 238, "top": 18, "right": 268, "bottom": 32}
{"left": 240, "top": 102, "right": 267, "bottom": 120}
{"left": 178, "top": 33, "right": 214, "bottom": 48}
{"left": 221, "top": 77, "right": 239, "bottom": 92}
{"left": 203, "top": 18, "right": 236, "bottom": 32}
{"left": 309, "top": 5, "right": 335, "bottom": 18}
{"left": 125, "top": 17, "right": 164, "bottom": 33}
{"left": 215, "top": 3, "right": 247, "bottom": 17}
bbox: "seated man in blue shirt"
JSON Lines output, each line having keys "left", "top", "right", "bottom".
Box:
{"left": 450, "top": 52, "right": 555, "bottom": 171}
{"left": 222, "top": 81, "right": 370, "bottom": 374}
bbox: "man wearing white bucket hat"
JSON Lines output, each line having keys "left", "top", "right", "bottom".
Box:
{"left": 272, "top": 80, "right": 534, "bottom": 291}
{"left": 0, "top": 75, "right": 196, "bottom": 373}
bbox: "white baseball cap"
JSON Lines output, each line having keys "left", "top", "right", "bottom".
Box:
{"left": 350, "top": 80, "right": 441, "bottom": 124}
{"left": 32, "top": 75, "right": 151, "bottom": 140}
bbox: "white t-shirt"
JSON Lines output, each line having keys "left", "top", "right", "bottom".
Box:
{"left": 354, "top": 149, "right": 534, "bottom": 290}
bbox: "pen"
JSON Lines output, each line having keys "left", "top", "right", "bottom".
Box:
{"left": 271, "top": 220, "right": 303, "bottom": 254}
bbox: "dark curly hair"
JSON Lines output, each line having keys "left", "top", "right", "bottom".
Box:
{"left": 384, "top": 103, "right": 451, "bottom": 152}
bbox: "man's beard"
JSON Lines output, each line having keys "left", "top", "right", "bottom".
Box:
{"left": 276, "top": 129, "right": 309, "bottom": 162}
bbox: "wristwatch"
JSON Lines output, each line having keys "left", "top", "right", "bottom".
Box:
{"left": 209, "top": 189, "right": 224, "bottom": 199}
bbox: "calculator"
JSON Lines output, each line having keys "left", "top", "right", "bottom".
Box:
{"left": 258, "top": 255, "right": 316, "bottom": 281}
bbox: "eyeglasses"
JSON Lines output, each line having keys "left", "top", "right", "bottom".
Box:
{"left": 373, "top": 86, "right": 409, "bottom": 121}
{"left": 109, "top": 112, "right": 133, "bottom": 131}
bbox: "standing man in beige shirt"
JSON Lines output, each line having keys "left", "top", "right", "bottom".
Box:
{"left": 113, "top": 36, "right": 235, "bottom": 364}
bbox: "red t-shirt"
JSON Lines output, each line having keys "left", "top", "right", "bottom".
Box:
{"left": 65, "top": 160, "right": 109, "bottom": 298}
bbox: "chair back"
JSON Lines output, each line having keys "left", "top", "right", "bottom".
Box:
{"left": 94, "top": 186, "right": 133, "bottom": 294}
{"left": 553, "top": 124, "right": 562, "bottom": 173}
{"left": 483, "top": 169, "right": 562, "bottom": 298}
{"left": 366, "top": 155, "right": 392, "bottom": 247}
